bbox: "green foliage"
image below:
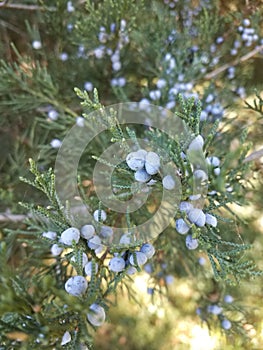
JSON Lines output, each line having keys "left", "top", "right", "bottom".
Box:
{"left": 0, "top": 0, "right": 263, "bottom": 348}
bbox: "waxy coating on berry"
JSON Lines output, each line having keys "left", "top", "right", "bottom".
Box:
{"left": 129, "top": 251, "right": 147, "bottom": 266}
{"left": 60, "top": 227, "right": 80, "bottom": 246}
{"left": 140, "top": 243, "right": 155, "bottom": 259}
{"left": 109, "top": 257, "right": 126, "bottom": 272}
{"left": 65, "top": 276, "right": 88, "bottom": 296}
{"left": 185, "top": 235, "right": 199, "bottom": 250}
{"left": 87, "top": 303, "right": 106, "bottom": 327}
{"left": 175, "top": 218, "right": 190, "bottom": 235}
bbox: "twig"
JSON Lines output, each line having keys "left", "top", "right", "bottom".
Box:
{"left": 205, "top": 45, "right": 263, "bottom": 80}
{"left": 0, "top": 2, "right": 56, "bottom": 11}
{"left": 0, "top": 212, "right": 31, "bottom": 223}
{"left": 243, "top": 148, "right": 263, "bottom": 163}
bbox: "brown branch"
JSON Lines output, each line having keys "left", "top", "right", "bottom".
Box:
{"left": 205, "top": 45, "right": 263, "bottom": 80}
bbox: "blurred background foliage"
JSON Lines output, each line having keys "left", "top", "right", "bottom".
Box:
{"left": 0, "top": 0, "right": 263, "bottom": 349}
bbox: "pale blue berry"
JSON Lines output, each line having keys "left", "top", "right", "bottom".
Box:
{"left": 179, "top": 201, "right": 193, "bottom": 213}
{"left": 50, "top": 243, "right": 63, "bottom": 256}
{"left": 162, "top": 175, "right": 176, "bottom": 190}
{"left": 140, "top": 243, "right": 155, "bottom": 259}
{"left": 93, "top": 209, "right": 107, "bottom": 222}
{"left": 84, "top": 261, "right": 98, "bottom": 276}
{"left": 224, "top": 295, "right": 234, "bottom": 303}
{"left": 206, "top": 156, "right": 220, "bottom": 167}
{"left": 205, "top": 213, "right": 217, "bottom": 227}
{"left": 87, "top": 304, "right": 106, "bottom": 327}
{"left": 61, "top": 331, "right": 71, "bottom": 346}
{"left": 185, "top": 235, "right": 199, "bottom": 250}
{"left": 42, "top": 231, "right": 57, "bottom": 240}
{"left": 188, "top": 135, "right": 204, "bottom": 151}
{"left": 134, "top": 169, "right": 151, "bottom": 183}
{"left": 145, "top": 152, "right": 160, "bottom": 175}
{"left": 71, "top": 252, "right": 88, "bottom": 268}
{"left": 100, "top": 226, "right": 113, "bottom": 238}
{"left": 65, "top": 276, "right": 88, "bottom": 296}
{"left": 126, "top": 266, "right": 137, "bottom": 275}
{"left": 126, "top": 150, "right": 146, "bottom": 171}
{"left": 188, "top": 208, "right": 206, "bottom": 227}
{"left": 60, "top": 227, "right": 80, "bottom": 246}
{"left": 207, "top": 304, "right": 222, "bottom": 315}
{"left": 88, "top": 235, "right": 102, "bottom": 250}
{"left": 119, "top": 233, "right": 131, "bottom": 245}
{"left": 221, "top": 319, "right": 232, "bottom": 330}
{"left": 129, "top": 251, "right": 147, "bottom": 266}
{"left": 80, "top": 224, "right": 95, "bottom": 240}
{"left": 50, "top": 138, "right": 62, "bottom": 149}
{"left": 193, "top": 169, "right": 208, "bottom": 181}
{"left": 175, "top": 218, "right": 190, "bottom": 235}
{"left": 109, "top": 257, "right": 125, "bottom": 272}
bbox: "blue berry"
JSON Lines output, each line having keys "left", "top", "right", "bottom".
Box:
{"left": 145, "top": 152, "right": 160, "bottom": 175}
{"left": 87, "top": 304, "right": 106, "bottom": 327}
{"left": 129, "top": 251, "right": 147, "bottom": 266}
{"left": 126, "top": 150, "right": 146, "bottom": 171}
{"left": 221, "top": 319, "right": 232, "bottom": 330}
{"left": 84, "top": 261, "right": 98, "bottom": 276}
{"left": 188, "top": 135, "right": 204, "bottom": 151}
{"left": 80, "top": 224, "right": 95, "bottom": 240}
{"left": 185, "top": 235, "right": 199, "bottom": 250}
{"left": 134, "top": 169, "right": 151, "bottom": 183}
{"left": 188, "top": 208, "right": 206, "bottom": 227}
{"left": 140, "top": 243, "right": 155, "bottom": 259}
{"left": 162, "top": 175, "right": 176, "bottom": 190}
{"left": 175, "top": 218, "right": 190, "bottom": 235}
{"left": 93, "top": 209, "right": 107, "bottom": 222}
{"left": 60, "top": 227, "right": 80, "bottom": 246}
{"left": 109, "top": 257, "right": 126, "bottom": 272}
{"left": 205, "top": 213, "right": 217, "bottom": 227}
{"left": 65, "top": 276, "right": 88, "bottom": 296}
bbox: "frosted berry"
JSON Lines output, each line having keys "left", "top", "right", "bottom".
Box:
{"left": 109, "top": 257, "right": 126, "bottom": 272}
{"left": 188, "top": 208, "right": 206, "bottom": 227}
{"left": 87, "top": 303, "right": 106, "bottom": 327}
{"left": 185, "top": 235, "right": 199, "bottom": 250}
{"left": 126, "top": 150, "right": 146, "bottom": 171}
{"left": 221, "top": 319, "right": 232, "bottom": 330}
{"left": 84, "top": 261, "right": 98, "bottom": 276}
{"left": 134, "top": 169, "right": 151, "bottom": 183}
{"left": 193, "top": 169, "right": 208, "bottom": 181}
{"left": 50, "top": 243, "right": 63, "bottom": 256}
{"left": 119, "top": 233, "right": 131, "bottom": 245}
{"left": 71, "top": 252, "right": 88, "bottom": 268}
{"left": 162, "top": 175, "right": 176, "bottom": 190}
{"left": 61, "top": 331, "right": 71, "bottom": 346}
{"left": 65, "top": 276, "right": 88, "bottom": 296}
{"left": 80, "top": 224, "right": 95, "bottom": 240}
{"left": 145, "top": 151, "right": 160, "bottom": 175}
{"left": 42, "top": 231, "right": 57, "bottom": 240}
{"left": 88, "top": 235, "right": 102, "bottom": 250}
{"left": 93, "top": 209, "right": 107, "bottom": 222}
{"left": 205, "top": 213, "right": 217, "bottom": 227}
{"left": 100, "top": 226, "right": 113, "bottom": 238}
{"left": 140, "top": 243, "right": 155, "bottom": 259}
{"left": 224, "top": 295, "right": 234, "bottom": 303}
{"left": 188, "top": 135, "right": 204, "bottom": 151}
{"left": 60, "top": 227, "right": 80, "bottom": 246}
{"left": 175, "top": 218, "right": 190, "bottom": 235}
{"left": 179, "top": 201, "right": 193, "bottom": 213}
{"left": 129, "top": 251, "right": 147, "bottom": 266}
